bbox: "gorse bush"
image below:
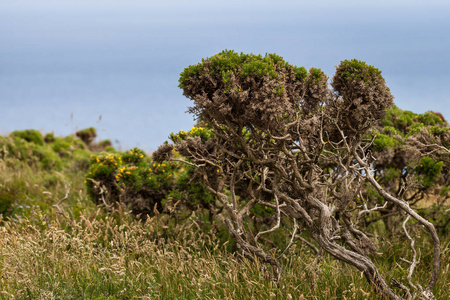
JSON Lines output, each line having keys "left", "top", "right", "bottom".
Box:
{"left": 44, "top": 132, "right": 56, "bottom": 143}
{"left": 74, "top": 127, "right": 115, "bottom": 152}
{"left": 76, "top": 127, "right": 97, "bottom": 145}
{"left": 169, "top": 125, "right": 214, "bottom": 143}
{"left": 0, "top": 135, "right": 63, "bottom": 170}
{"left": 86, "top": 148, "right": 176, "bottom": 215}
{"left": 50, "top": 135, "right": 86, "bottom": 157}
{"left": 0, "top": 129, "right": 112, "bottom": 220}
{"left": 1, "top": 123, "right": 449, "bottom": 300}
{"left": 78, "top": 123, "right": 222, "bottom": 218}
{"left": 166, "top": 165, "right": 215, "bottom": 210}
{"left": 415, "top": 157, "right": 444, "bottom": 189}
{"left": 381, "top": 106, "right": 446, "bottom": 135}
{"left": 170, "top": 50, "right": 447, "bottom": 299}
{"left": 168, "top": 124, "right": 284, "bottom": 226}
{"left": 0, "top": 128, "right": 100, "bottom": 172}
{"left": 11, "top": 129, "right": 44, "bottom": 145}
{"left": 1, "top": 52, "right": 450, "bottom": 300}
{"left": 365, "top": 105, "right": 450, "bottom": 237}
{"left": 85, "top": 145, "right": 220, "bottom": 221}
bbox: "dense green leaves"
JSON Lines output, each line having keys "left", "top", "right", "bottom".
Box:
{"left": 373, "top": 133, "right": 401, "bottom": 151}
{"left": 11, "top": 129, "right": 44, "bottom": 146}
{"left": 415, "top": 157, "right": 444, "bottom": 189}
{"left": 170, "top": 125, "right": 214, "bottom": 143}
{"left": 334, "top": 59, "right": 382, "bottom": 84}
{"left": 368, "top": 105, "right": 450, "bottom": 215}
{"left": 86, "top": 149, "right": 175, "bottom": 214}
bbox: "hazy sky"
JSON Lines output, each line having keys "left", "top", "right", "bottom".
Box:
{"left": 1, "top": 0, "right": 449, "bottom": 151}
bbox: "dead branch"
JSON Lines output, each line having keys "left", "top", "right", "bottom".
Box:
{"left": 354, "top": 148, "right": 440, "bottom": 297}
{"left": 255, "top": 194, "right": 281, "bottom": 242}
{"left": 401, "top": 216, "right": 419, "bottom": 291}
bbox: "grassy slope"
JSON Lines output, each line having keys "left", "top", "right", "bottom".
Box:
{"left": 0, "top": 133, "right": 449, "bottom": 300}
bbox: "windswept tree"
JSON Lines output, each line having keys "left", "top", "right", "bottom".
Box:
{"left": 167, "top": 50, "right": 441, "bottom": 299}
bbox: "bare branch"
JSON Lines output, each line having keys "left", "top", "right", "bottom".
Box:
{"left": 170, "top": 158, "right": 197, "bottom": 167}
{"left": 230, "top": 159, "right": 243, "bottom": 210}
{"left": 255, "top": 194, "right": 281, "bottom": 242}
{"left": 357, "top": 191, "right": 388, "bottom": 222}
{"left": 277, "top": 218, "right": 299, "bottom": 259}
{"left": 354, "top": 149, "right": 440, "bottom": 294}
{"left": 401, "top": 215, "right": 419, "bottom": 291}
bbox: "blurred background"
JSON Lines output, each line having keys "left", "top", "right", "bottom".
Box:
{"left": 1, "top": 0, "right": 449, "bottom": 152}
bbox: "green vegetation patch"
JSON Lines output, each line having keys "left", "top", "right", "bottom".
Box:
{"left": 415, "top": 156, "right": 444, "bottom": 189}
{"left": 11, "top": 129, "right": 44, "bottom": 146}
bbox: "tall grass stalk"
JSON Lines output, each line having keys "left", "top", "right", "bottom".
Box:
{"left": 1, "top": 207, "right": 448, "bottom": 299}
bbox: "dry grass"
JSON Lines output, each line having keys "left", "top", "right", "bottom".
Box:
{"left": 0, "top": 143, "right": 449, "bottom": 300}
{"left": 1, "top": 207, "right": 449, "bottom": 300}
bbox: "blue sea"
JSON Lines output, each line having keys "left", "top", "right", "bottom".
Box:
{"left": 1, "top": 0, "right": 449, "bottom": 152}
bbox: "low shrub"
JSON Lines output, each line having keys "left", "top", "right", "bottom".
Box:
{"left": 76, "top": 127, "right": 97, "bottom": 145}
{"left": 44, "top": 132, "right": 56, "bottom": 143}
{"left": 86, "top": 148, "right": 176, "bottom": 215}
{"left": 11, "top": 129, "right": 44, "bottom": 146}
